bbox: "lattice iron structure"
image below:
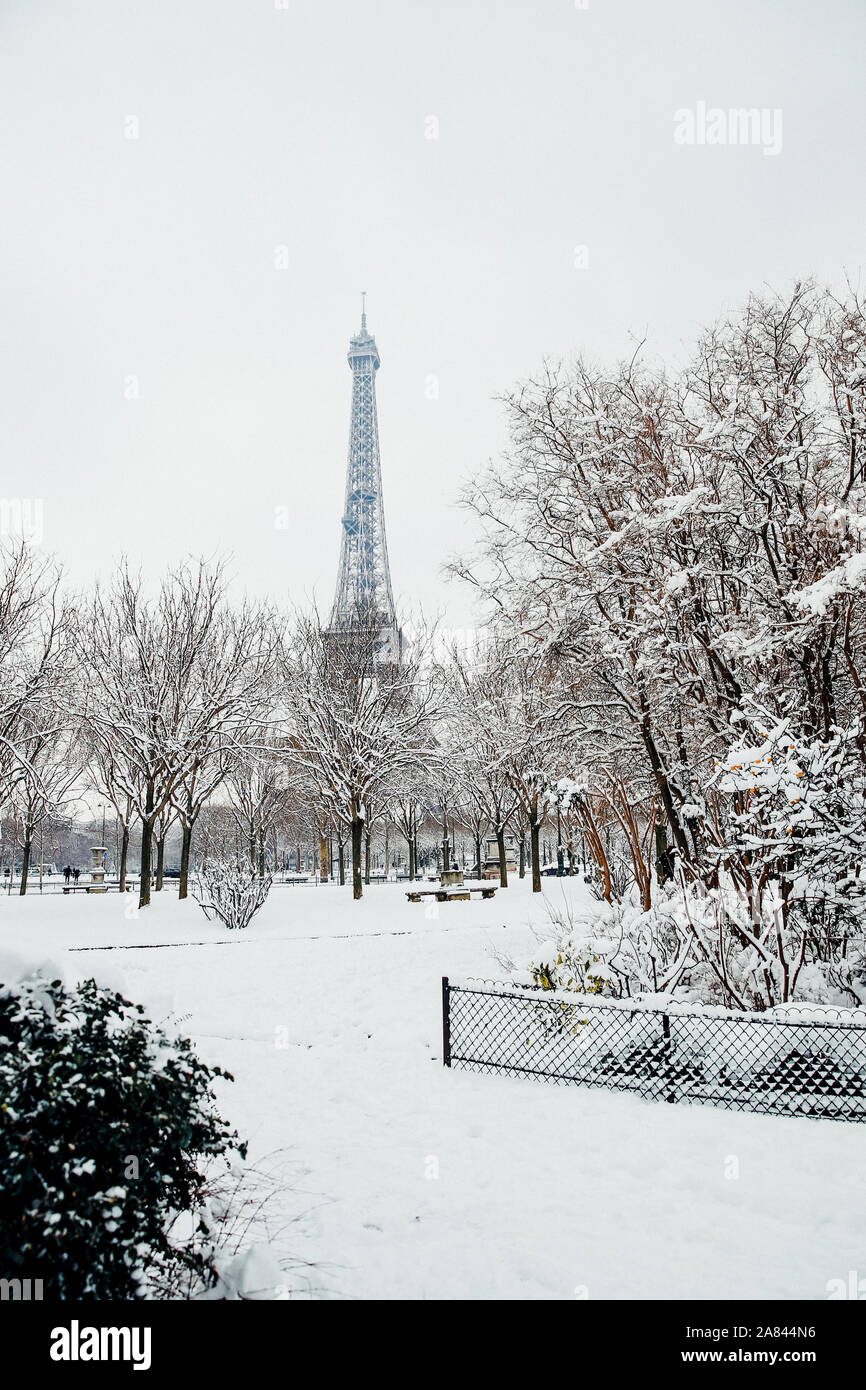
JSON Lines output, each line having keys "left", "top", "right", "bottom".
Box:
{"left": 442, "top": 977, "right": 866, "bottom": 1121}
{"left": 329, "top": 296, "right": 401, "bottom": 662}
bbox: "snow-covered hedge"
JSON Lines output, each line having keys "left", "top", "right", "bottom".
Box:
{"left": 0, "top": 968, "right": 247, "bottom": 1299}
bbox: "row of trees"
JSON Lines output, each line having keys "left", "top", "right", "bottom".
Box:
{"left": 0, "top": 553, "right": 279, "bottom": 905}
{"left": 0, "top": 547, "right": 581, "bottom": 910}
{"left": 453, "top": 279, "right": 866, "bottom": 1009}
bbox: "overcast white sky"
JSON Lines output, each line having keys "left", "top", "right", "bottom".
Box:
{"left": 1, "top": 0, "right": 863, "bottom": 627}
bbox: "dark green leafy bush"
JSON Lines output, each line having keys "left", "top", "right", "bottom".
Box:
{"left": 0, "top": 972, "right": 247, "bottom": 1299}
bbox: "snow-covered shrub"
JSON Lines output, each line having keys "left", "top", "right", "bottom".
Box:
{"left": 523, "top": 943, "right": 609, "bottom": 1042}
{"left": 515, "top": 870, "right": 866, "bottom": 1012}
{"left": 0, "top": 970, "right": 247, "bottom": 1299}
{"left": 711, "top": 704, "right": 866, "bottom": 1006}
{"left": 715, "top": 704, "right": 866, "bottom": 929}
{"left": 512, "top": 891, "right": 691, "bottom": 1003}
{"left": 528, "top": 945, "right": 608, "bottom": 997}
{"left": 192, "top": 857, "right": 272, "bottom": 930}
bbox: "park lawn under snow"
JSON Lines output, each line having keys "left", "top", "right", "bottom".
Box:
{"left": 2, "top": 878, "right": 865, "bottom": 1300}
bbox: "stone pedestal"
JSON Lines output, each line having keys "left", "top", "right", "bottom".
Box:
{"left": 89, "top": 845, "right": 108, "bottom": 893}
{"left": 482, "top": 835, "right": 518, "bottom": 880}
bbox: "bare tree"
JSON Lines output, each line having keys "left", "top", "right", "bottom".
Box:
{"left": 445, "top": 645, "right": 521, "bottom": 886}
{"left": 77, "top": 559, "right": 278, "bottom": 910}
{"left": 10, "top": 712, "right": 85, "bottom": 894}
{"left": 225, "top": 736, "right": 290, "bottom": 878}
{"left": 0, "top": 541, "right": 68, "bottom": 799}
{"left": 282, "top": 611, "right": 439, "bottom": 899}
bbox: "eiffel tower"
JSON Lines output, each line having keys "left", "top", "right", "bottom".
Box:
{"left": 329, "top": 295, "right": 401, "bottom": 662}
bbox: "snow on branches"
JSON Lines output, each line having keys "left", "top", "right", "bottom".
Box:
{"left": 191, "top": 857, "right": 273, "bottom": 931}
{"left": 455, "top": 280, "right": 866, "bottom": 1008}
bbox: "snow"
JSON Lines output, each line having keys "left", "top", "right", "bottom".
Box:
{"left": 208, "top": 1243, "right": 287, "bottom": 1301}
{"left": 789, "top": 551, "right": 866, "bottom": 617}
{"left": 0, "top": 943, "right": 65, "bottom": 989}
{"left": 2, "top": 878, "right": 865, "bottom": 1300}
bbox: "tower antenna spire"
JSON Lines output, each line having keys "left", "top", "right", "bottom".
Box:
{"left": 361, "top": 290, "right": 367, "bottom": 330}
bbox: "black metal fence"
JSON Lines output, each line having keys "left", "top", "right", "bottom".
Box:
{"left": 442, "top": 977, "right": 866, "bottom": 1122}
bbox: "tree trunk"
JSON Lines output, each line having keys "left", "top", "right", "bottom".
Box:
{"left": 351, "top": 815, "right": 364, "bottom": 900}
{"left": 139, "top": 789, "right": 155, "bottom": 909}
{"left": 496, "top": 827, "right": 509, "bottom": 887}
{"left": 519, "top": 836, "right": 526, "bottom": 879}
{"left": 19, "top": 834, "right": 32, "bottom": 895}
{"left": 258, "top": 835, "right": 265, "bottom": 879}
{"left": 119, "top": 823, "right": 130, "bottom": 893}
{"left": 474, "top": 834, "right": 481, "bottom": 879}
{"left": 320, "top": 832, "right": 329, "bottom": 883}
{"left": 155, "top": 834, "right": 165, "bottom": 891}
{"left": 364, "top": 832, "right": 371, "bottom": 885}
{"left": 655, "top": 823, "right": 674, "bottom": 886}
{"left": 407, "top": 835, "right": 415, "bottom": 881}
{"left": 338, "top": 839, "right": 345, "bottom": 885}
{"left": 638, "top": 708, "right": 691, "bottom": 864}
{"left": 179, "top": 820, "right": 192, "bottom": 899}
{"left": 530, "top": 814, "right": 541, "bottom": 893}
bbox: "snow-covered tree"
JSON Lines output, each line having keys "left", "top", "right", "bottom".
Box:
{"left": 445, "top": 644, "right": 521, "bottom": 886}
{"left": 455, "top": 280, "right": 866, "bottom": 1005}
{"left": 0, "top": 541, "right": 69, "bottom": 801}
{"left": 282, "top": 611, "right": 438, "bottom": 899}
{"left": 77, "top": 560, "right": 277, "bottom": 909}
{"left": 225, "top": 736, "right": 291, "bottom": 878}
{"left": 9, "top": 710, "right": 85, "bottom": 893}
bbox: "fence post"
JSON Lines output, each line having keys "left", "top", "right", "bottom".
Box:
{"left": 442, "top": 976, "right": 452, "bottom": 1067}
{"left": 662, "top": 1010, "right": 676, "bottom": 1104}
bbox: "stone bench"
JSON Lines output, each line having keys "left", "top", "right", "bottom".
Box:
{"left": 405, "top": 886, "right": 497, "bottom": 903}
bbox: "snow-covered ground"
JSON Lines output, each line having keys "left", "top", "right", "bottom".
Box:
{"left": 2, "top": 877, "right": 864, "bottom": 1300}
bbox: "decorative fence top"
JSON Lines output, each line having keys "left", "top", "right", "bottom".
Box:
{"left": 442, "top": 977, "right": 866, "bottom": 1122}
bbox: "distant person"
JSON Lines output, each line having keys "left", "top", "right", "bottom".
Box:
{"left": 72, "top": 867, "right": 80, "bottom": 884}
{"left": 64, "top": 865, "right": 72, "bottom": 884}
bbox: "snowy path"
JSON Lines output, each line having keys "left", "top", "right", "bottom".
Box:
{"left": 2, "top": 880, "right": 865, "bottom": 1299}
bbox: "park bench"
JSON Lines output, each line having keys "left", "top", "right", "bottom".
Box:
{"left": 405, "top": 886, "right": 497, "bottom": 903}
{"left": 62, "top": 883, "right": 136, "bottom": 893}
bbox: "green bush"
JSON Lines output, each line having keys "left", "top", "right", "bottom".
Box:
{"left": 0, "top": 972, "right": 246, "bottom": 1299}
